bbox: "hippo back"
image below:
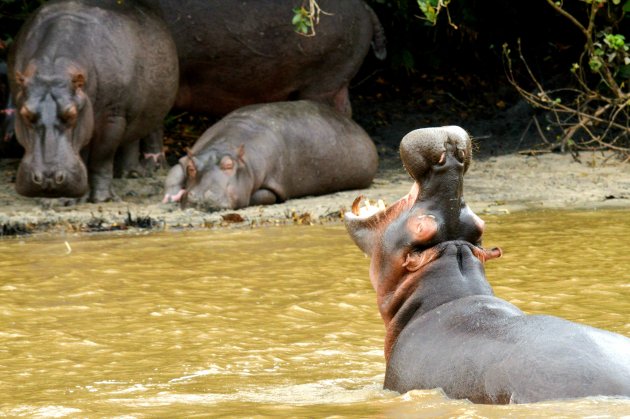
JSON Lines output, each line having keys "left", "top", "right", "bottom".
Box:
{"left": 230, "top": 101, "right": 379, "bottom": 200}
{"left": 140, "top": 0, "right": 382, "bottom": 115}
{"left": 386, "top": 295, "right": 630, "bottom": 404}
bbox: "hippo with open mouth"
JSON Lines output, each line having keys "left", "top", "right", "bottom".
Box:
{"left": 344, "top": 126, "right": 630, "bottom": 404}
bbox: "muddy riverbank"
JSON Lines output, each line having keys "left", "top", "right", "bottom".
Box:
{"left": 1, "top": 146, "right": 629, "bottom": 236}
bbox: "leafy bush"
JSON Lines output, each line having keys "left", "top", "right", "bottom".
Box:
{"left": 504, "top": 0, "right": 630, "bottom": 159}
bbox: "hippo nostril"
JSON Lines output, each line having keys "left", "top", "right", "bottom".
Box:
{"left": 54, "top": 171, "right": 65, "bottom": 184}
{"left": 32, "top": 171, "right": 43, "bottom": 185}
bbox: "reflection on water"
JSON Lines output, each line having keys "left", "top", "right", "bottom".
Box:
{"left": 0, "top": 210, "right": 629, "bottom": 417}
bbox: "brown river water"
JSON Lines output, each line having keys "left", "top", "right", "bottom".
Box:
{"left": 1, "top": 209, "right": 629, "bottom": 417}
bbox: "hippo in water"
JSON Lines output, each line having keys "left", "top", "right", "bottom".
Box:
{"left": 8, "top": 0, "right": 178, "bottom": 201}
{"left": 141, "top": 0, "right": 386, "bottom": 117}
{"left": 344, "top": 126, "right": 630, "bottom": 404}
{"left": 163, "top": 100, "right": 378, "bottom": 210}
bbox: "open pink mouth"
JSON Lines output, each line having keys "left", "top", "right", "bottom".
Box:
{"left": 346, "top": 182, "right": 420, "bottom": 224}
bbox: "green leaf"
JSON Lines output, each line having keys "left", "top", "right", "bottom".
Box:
{"left": 624, "top": 0, "right": 630, "bottom": 12}
{"left": 589, "top": 57, "right": 603, "bottom": 72}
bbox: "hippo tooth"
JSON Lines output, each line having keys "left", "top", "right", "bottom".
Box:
{"left": 360, "top": 198, "right": 387, "bottom": 217}
{"left": 349, "top": 196, "right": 388, "bottom": 218}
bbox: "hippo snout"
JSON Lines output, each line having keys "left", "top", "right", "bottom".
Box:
{"left": 15, "top": 158, "right": 88, "bottom": 198}
{"left": 182, "top": 189, "right": 233, "bottom": 211}
{"left": 31, "top": 169, "right": 67, "bottom": 187}
{"left": 400, "top": 126, "right": 471, "bottom": 183}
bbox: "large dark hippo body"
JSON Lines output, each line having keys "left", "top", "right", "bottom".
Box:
{"left": 142, "top": 0, "right": 386, "bottom": 117}
{"left": 0, "top": 60, "right": 16, "bottom": 146}
{"left": 8, "top": 0, "right": 178, "bottom": 201}
{"left": 344, "top": 126, "right": 630, "bottom": 404}
{"left": 163, "top": 100, "right": 378, "bottom": 210}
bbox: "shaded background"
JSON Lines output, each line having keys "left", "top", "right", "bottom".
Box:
{"left": 1, "top": 0, "right": 626, "bottom": 159}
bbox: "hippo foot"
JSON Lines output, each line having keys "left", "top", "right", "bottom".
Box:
{"left": 37, "top": 196, "right": 86, "bottom": 208}
{"left": 118, "top": 168, "right": 143, "bottom": 179}
{"left": 162, "top": 189, "right": 186, "bottom": 204}
{"left": 89, "top": 188, "right": 121, "bottom": 203}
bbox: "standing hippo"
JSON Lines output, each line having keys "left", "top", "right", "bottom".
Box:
{"left": 141, "top": 0, "right": 386, "bottom": 117}
{"left": 8, "top": 0, "right": 178, "bottom": 201}
{"left": 344, "top": 126, "right": 630, "bottom": 404}
{"left": 163, "top": 100, "right": 378, "bottom": 210}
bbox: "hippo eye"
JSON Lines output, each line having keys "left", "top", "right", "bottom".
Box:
{"left": 60, "top": 105, "right": 78, "bottom": 125}
{"left": 219, "top": 156, "right": 235, "bottom": 171}
{"left": 20, "top": 105, "right": 38, "bottom": 123}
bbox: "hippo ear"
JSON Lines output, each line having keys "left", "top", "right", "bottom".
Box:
{"left": 185, "top": 156, "right": 197, "bottom": 178}
{"left": 71, "top": 72, "right": 85, "bottom": 91}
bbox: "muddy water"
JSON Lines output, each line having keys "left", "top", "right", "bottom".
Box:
{"left": 1, "top": 210, "right": 629, "bottom": 417}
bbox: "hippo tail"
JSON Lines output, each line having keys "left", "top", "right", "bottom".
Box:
{"left": 364, "top": 3, "right": 387, "bottom": 60}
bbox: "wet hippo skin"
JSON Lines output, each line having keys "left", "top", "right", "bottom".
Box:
{"left": 344, "top": 126, "right": 630, "bottom": 404}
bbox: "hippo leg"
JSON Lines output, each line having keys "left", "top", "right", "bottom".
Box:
{"left": 114, "top": 129, "right": 166, "bottom": 178}
{"left": 162, "top": 163, "right": 186, "bottom": 203}
{"left": 88, "top": 116, "right": 126, "bottom": 202}
{"left": 250, "top": 189, "right": 277, "bottom": 206}
{"left": 332, "top": 86, "right": 351, "bottom": 118}
{"left": 140, "top": 128, "right": 166, "bottom": 174}
{"left": 299, "top": 85, "right": 352, "bottom": 117}
{"left": 114, "top": 139, "right": 143, "bottom": 179}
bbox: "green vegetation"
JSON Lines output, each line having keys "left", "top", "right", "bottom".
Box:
{"left": 504, "top": 0, "right": 630, "bottom": 158}
{"left": 0, "top": 0, "right": 45, "bottom": 48}
{"left": 1, "top": 0, "right": 630, "bottom": 158}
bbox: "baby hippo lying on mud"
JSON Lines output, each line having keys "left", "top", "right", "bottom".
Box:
{"left": 344, "top": 126, "right": 630, "bottom": 404}
{"left": 163, "top": 100, "right": 378, "bottom": 210}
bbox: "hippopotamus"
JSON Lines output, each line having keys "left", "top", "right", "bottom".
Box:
{"left": 163, "top": 100, "right": 378, "bottom": 210}
{"left": 344, "top": 126, "right": 630, "bottom": 404}
{"left": 8, "top": 0, "right": 178, "bottom": 201}
{"left": 141, "top": 0, "right": 386, "bottom": 117}
{"left": 0, "top": 60, "right": 15, "bottom": 146}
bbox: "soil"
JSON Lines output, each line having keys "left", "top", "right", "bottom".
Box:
{"left": 1, "top": 76, "right": 630, "bottom": 237}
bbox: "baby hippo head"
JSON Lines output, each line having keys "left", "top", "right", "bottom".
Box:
{"left": 166, "top": 145, "right": 253, "bottom": 211}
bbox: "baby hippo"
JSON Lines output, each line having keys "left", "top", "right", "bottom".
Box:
{"left": 163, "top": 100, "right": 378, "bottom": 210}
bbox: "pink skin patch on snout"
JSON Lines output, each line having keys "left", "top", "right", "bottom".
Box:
{"left": 143, "top": 152, "right": 164, "bottom": 163}
{"left": 162, "top": 189, "right": 186, "bottom": 203}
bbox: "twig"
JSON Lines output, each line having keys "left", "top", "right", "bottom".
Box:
{"left": 532, "top": 115, "right": 550, "bottom": 144}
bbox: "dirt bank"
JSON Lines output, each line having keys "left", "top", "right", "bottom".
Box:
{"left": 1, "top": 146, "right": 629, "bottom": 236}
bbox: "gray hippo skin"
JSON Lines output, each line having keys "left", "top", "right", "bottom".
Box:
{"left": 0, "top": 60, "right": 15, "bottom": 146}
{"left": 8, "top": 0, "right": 178, "bottom": 201}
{"left": 141, "top": 0, "right": 386, "bottom": 117}
{"left": 344, "top": 126, "right": 630, "bottom": 404}
{"left": 163, "top": 100, "right": 378, "bottom": 210}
